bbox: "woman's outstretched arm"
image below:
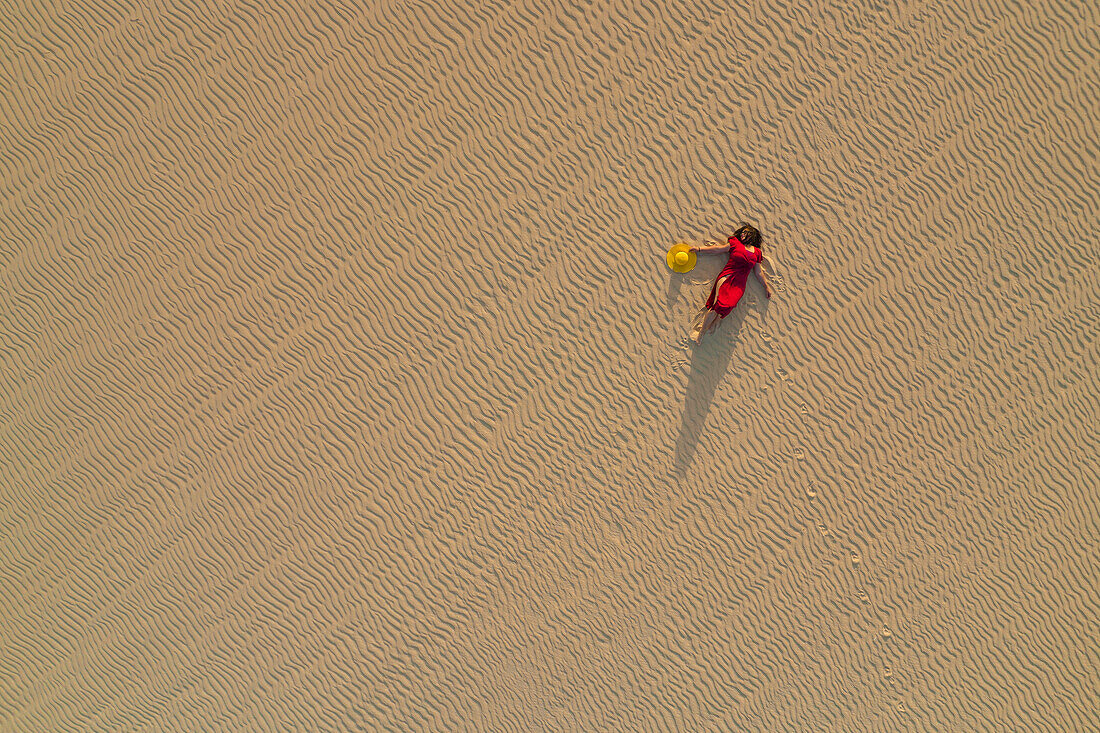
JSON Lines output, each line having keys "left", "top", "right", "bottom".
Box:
{"left": 754, "top": 258, "right": 774, "bottom": 298}
{"left": 690, "top": 239, "right": 730, "bottom": 253}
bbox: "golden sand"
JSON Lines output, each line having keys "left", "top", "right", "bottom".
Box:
{"left": 2, "top": 0, "right": 1097, "bottom": 729}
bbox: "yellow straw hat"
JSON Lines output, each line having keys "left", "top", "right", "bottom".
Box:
{"left": 666, "top": 242, "right": 697, "bottom": 273}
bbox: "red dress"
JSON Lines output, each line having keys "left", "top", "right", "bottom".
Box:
{"left": 705, "top": 239, "right": 763, "bottom": 317}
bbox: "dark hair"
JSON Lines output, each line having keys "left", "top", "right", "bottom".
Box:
{"left": 731, "top": 224, "right": 761, "bottom": 250}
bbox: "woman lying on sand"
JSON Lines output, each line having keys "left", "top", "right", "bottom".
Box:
{"left": 689, "top": 224, "right": 774, "bottom": 345}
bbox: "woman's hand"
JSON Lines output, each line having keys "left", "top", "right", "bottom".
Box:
{"left": 754, "top": 261, "right": 773, "bottom": 297}
{"left": 692, "top": 240, "right": 724, "bottom": 254}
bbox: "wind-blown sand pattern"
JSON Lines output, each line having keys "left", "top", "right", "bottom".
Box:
{"left": 2, "top": 0, "right": 1098, "bottom": 729}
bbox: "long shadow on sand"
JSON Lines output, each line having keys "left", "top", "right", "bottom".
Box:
{"left": 674, "top": 296, "right": 770, "bottom": 476}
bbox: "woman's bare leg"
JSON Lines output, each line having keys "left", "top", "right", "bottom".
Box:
{"left": 694, "top": 310, "right": 721, "bottom": 344}
{"left": 691, "top": 276, "right": 728, "bottom": 344}
{"left": 689, "top": 306, "right": 708, "bottom": 343}
{"left": 691, "top": 308, "right": 721, "bottom": 344}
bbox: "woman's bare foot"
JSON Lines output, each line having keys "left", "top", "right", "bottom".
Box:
{"left": 689, "top": 308, "right": 707, "bottom": 344}
{"left": 691, "top": 308, "right": 720, "bottom": 344}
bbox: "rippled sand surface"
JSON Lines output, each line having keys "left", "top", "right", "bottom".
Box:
{"left": 3, "top": 0, "right": 1098, "bottom": 730}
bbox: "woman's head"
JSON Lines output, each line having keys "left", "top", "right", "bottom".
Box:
{"left": 730, "top": 224, "right": 761, "bottom": 249}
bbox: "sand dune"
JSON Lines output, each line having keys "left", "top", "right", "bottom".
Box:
{"left": 2, "top": 0, "right": 1098, "bottom": 730}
